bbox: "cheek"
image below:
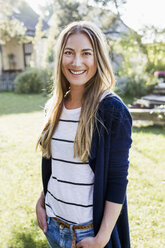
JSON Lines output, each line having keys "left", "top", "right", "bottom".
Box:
{"left": 62, "top": 57, "right": 66, "bottom": 67}
{"left": 87, "top": 56, "right": 96, "bottom": 68}
{"left": 61, "top": 59, "right": 69, "bottom": 74}
{"left": 88, "top": 60, "right": 97, "bottom": 74}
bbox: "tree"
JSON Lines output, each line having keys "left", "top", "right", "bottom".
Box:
{"left": 139, "top": 26, "right": 165, "bottom": 73}
{"left": 30, "top": 15, "right": 45, "bottom": 67}
{"left": 52, "top": 0, "right": 85, "bottom": 32}
{"left": 114, "top": 25, "right": 165, "bottom": 97}
{"left": 93, "top": 0, "right": 126, "bottom": 5}
{"left": 93, "top": 0, "right": 126, "bottom": 19}
{"left": 0, "top": 0, "right": 27, "bottom": 44}
{"left": 41, "top": 0, "right": 87, "bottom": 65}
{"left": 40, "top": 0, "right": 130, "bottom": 69}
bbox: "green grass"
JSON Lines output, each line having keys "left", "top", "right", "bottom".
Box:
{"left": 0, "top": 92, "right": 49, "bottom": 248}
{"left": 0, "top": 92, "right": 49, "bottom": 115}
{"left": 129, "top": 126, "right": 165, "bottom": 248}
{"left": 0, "top": 92, "right": 165, "bottom": 248}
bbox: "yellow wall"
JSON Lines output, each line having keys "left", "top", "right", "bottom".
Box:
{"left": 2, "top": 37, "right": 49, "bottom": 71}
{"left": 2, "top": 38, "right": 25, "bottom": 71}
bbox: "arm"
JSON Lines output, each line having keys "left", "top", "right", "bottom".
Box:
{"left": 95, "top": 201, "right": 122, "bottom": 246}
{"left": 36, "top": 157, "right": 51, "bottom": 232}
{"left": 97, "top": 102, "right": 132, "bottom": 246}
{"left": 36, "top": 191, "right": 47, "bottom": 233}
{"left": 106, "top": 104, "right": 132, "bottom": 204}
{"left": 77, "top": 101, "right": 132, "bottom": 248}
{"left": 76, "top": 201, "right": 122, "bottom": 248}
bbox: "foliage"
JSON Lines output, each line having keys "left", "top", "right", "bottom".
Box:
{"left": 0, "top": 18, "right": 27, "bottom": 44}
{"left": 42, "top": 5, "right": 59, "bottom": 64}
{"left": 93, "top": 0, "right": 126, "bottom": 7}
{"left": 135, "top": 26, "right": 165, "bottom": 74}
{"left": 144, "top": 42, "right": 165, "bottom": 73}
{"left": 115, "top": 75, "right": 158, "bottom": 97}
{"left": 0, "top": 0, "right": 27, "bottom": 44}
{"left": 41, "top": 68, "right": 54, "bottom": 94}
{"left": 92, "top": 0, "right": 127, "bottom": 20}
{"left": 0, "top": 0, "right": 22, "bottom": 17}
{"left": 48, "top": 0, "right": 124, "bottom": 33}
{"left": 14, "top": 68, "right": 53, "bottom": 94}
{"left": 39, "top": 0, "right": 87, "bottom": 65}
{"left": 84, "top": 6, "right": 119, "bottom": 30}
{"left": 30, "top": 16, "right": 45, "bottom": 67}
{"left": 113, "top": 28, "right": 164, "bottom": 97}
{"left": 42, "top": 0, "right": 124, "bottom": 65}
{"left": 53, "top": 0, "right": 85, "bottom": 33}
{"left": 27, "top": 0, "right": 165, "bottom": 98}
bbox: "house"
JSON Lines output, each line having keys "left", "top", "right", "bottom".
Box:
{"left": 0, "top": 1, "right": 49, "bottom": 90}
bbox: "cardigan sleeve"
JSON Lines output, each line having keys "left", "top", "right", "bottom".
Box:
{"left": 105, "top": 102, "right": 132, "bottom": 204}
{"left": 42, "top": 156, "right": 52, "bottom": 196}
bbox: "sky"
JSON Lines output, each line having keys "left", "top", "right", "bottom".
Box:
{"left": 120, "top": 0, "right": 165, "bottom": 31}
{"left": 26, "top": 0, "right": 165, "bottom": 32}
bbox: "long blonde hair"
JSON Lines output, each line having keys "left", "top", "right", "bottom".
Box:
{"left": 37, "top": 21, "right": 115, "bottom": 162}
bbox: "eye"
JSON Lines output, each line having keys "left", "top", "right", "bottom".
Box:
{"left": 83, "top": 52, "right": 92, "bottom": 56}
{"left": 64, "top": 51, "right": 73, "bottom": 55}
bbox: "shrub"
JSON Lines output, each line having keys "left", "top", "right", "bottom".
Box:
{"left": 39, "top": 68, "right": 54, "bottom": 94}
{"left": 14, "top": 68, "right": 53, "bottom": 94}
{"left": 115, "top": 74, "right": 158, "bottom": 97}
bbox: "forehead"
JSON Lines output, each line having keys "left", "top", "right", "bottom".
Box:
{"left": 64, "top": 33, "right": 93, "bottom": 49}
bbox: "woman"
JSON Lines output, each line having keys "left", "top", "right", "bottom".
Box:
{"left": 36, "top": 21, "right": 132, "bottom": 248}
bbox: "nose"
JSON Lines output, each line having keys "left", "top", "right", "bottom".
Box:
{"left": 72, "top": 54, "right": 82, "bottom": 67}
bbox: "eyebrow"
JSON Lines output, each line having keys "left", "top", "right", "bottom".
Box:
{"left": 64, "top": 47, "right": 93, "bottom": 52}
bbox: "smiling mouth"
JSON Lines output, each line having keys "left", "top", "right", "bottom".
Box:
{"left": 69, "top": 69, "right": 86, "bottom": 75}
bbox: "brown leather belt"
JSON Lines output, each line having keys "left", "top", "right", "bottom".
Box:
{"left": 53, "top": 217, "right": 93, "bottom": 248}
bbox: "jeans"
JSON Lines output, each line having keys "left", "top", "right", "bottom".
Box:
{"left": 45, "top": 216, "right": 94, "bottom": 248}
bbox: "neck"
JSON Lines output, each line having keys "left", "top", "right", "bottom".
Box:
{"left": 65, "top": 85, "right": 85, "bottom": 109}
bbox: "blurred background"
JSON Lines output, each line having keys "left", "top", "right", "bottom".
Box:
{"left": 0, "top": 0, "right": 165, "bottom": 247}
{"left": 0, "top": 0, "right": 165, "bottom": 97}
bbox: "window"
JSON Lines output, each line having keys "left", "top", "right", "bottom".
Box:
{"left": 23, "top": 42, "right": 33, "bottom": 67}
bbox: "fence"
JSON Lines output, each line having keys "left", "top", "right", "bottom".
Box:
{"left": 0, "top": 72, "right": 19, "bottom": 91}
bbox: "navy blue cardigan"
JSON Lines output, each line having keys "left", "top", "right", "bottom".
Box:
{"left": 42, "top": 93, "right": 132, "bottom": 248}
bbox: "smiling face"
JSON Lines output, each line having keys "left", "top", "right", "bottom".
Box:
{"left": 61, "top": 33, "right": 97, "bottom": 89}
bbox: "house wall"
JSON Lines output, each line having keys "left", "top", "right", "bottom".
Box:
{"left": 2, "top": 37, "right": 49, "bottom": 72}
{"left": 2, "top": 38, "right": 25, "bottom": 71}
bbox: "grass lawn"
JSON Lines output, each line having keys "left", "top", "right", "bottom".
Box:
{"left": 0, "top": 92, "right": 165, "bottom": 248}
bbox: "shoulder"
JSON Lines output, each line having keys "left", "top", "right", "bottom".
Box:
{"left": 98, "top": 92, "right": 131, "bottom": 121}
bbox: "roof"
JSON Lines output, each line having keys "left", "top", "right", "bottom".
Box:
{"left": 12, "top": 1, "right": 49, "bottom": 37}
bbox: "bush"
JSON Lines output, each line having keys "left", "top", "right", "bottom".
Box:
{"left": 115, "top": 74, "right": 158, "bottom": 97}
{"left": 39, "top": 68, "right": 54, "bottom": 94}
{"left": 14, "top": 68, "right": 53, "bottom": 94}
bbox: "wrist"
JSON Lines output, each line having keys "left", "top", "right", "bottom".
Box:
{"left": 95, "top": 233, "right": 110, "bottom": 247}
{"left": 37, "top": 192, "right": 45, "bottom": 209}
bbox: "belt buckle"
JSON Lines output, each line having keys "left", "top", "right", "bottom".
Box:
{"left": 59, "top": 223, "right": 65, "bottom": 230}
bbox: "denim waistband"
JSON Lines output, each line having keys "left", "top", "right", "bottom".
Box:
{"left": 47, "top": 216, "right": 93, "bottom": 248}
{"left": 51, "top": 215, "right": 93, "bottom": 227}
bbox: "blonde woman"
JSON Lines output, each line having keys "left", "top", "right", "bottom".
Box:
{"left": 36, "top": 21, "right": 132, "bottom": 248}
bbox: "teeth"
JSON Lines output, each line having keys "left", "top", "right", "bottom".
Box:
{"left": 70, "top": 70, "right": 85, "bottom": 75}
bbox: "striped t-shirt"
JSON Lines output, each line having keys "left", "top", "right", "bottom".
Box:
{"left": 45, "top": 104, "right": 94, "bottom": 224}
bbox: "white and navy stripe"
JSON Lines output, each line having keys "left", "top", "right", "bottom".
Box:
{"left": 45, "top": 104, "right": 94, "bottom": 224}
